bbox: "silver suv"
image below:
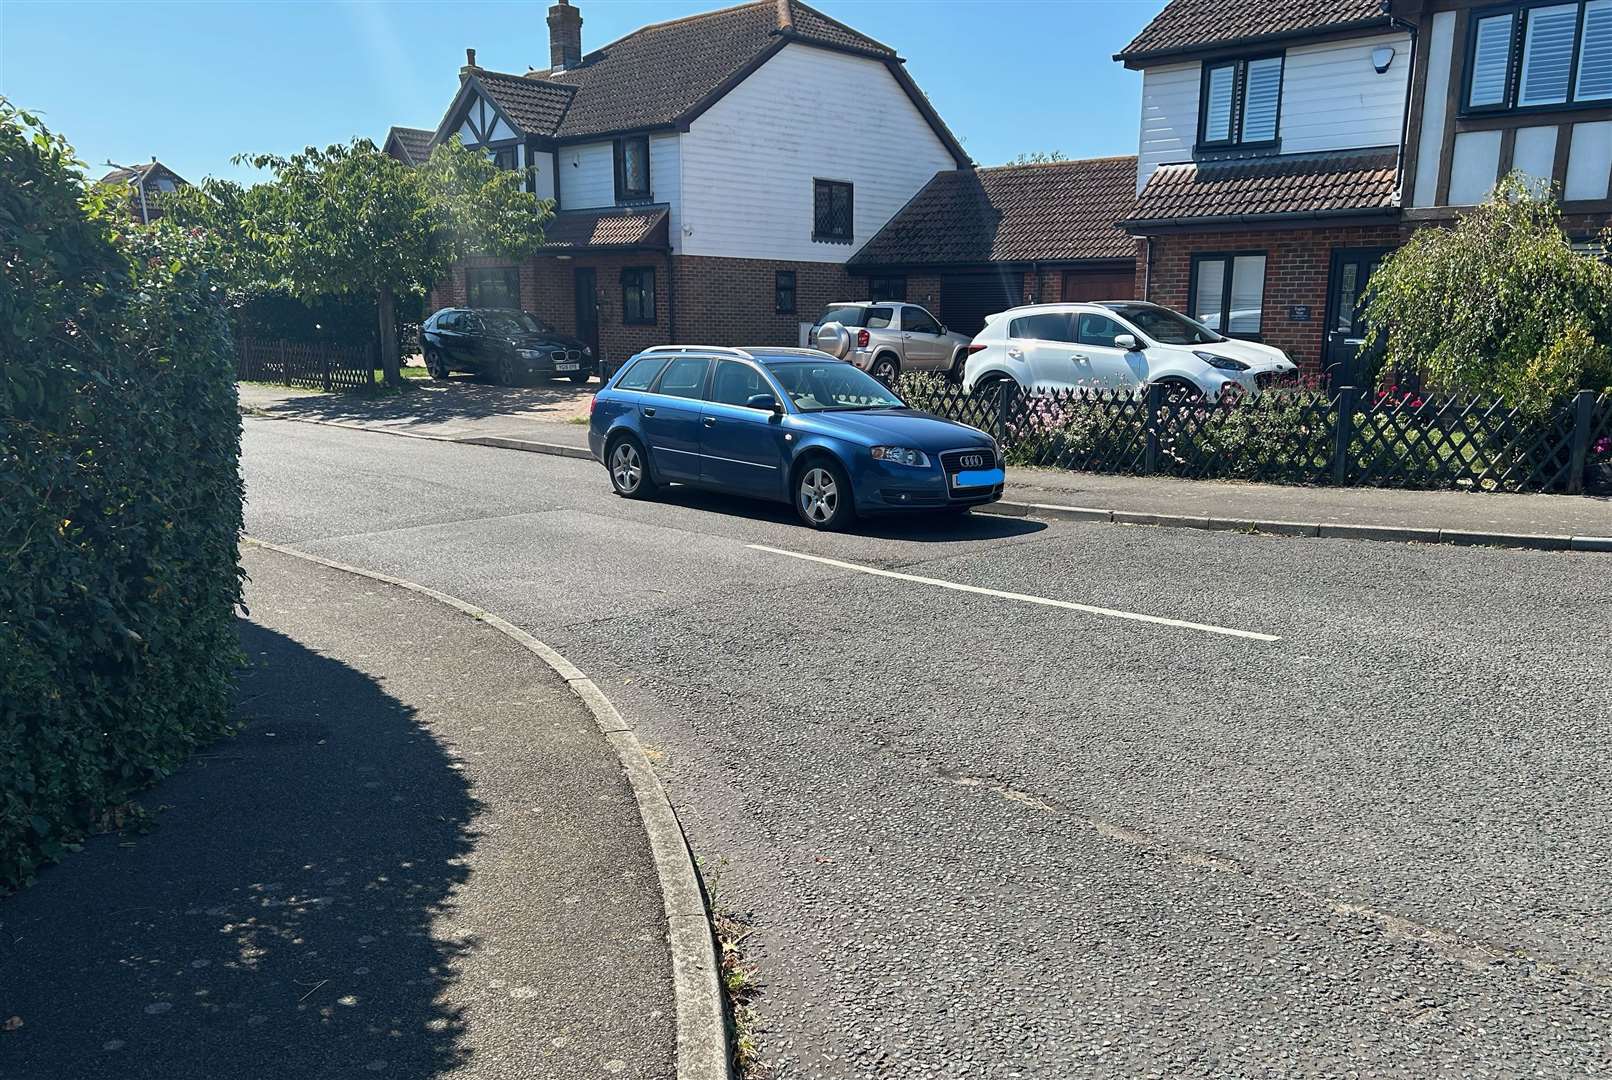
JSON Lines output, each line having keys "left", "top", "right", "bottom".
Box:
{"left": 809, "top": 302, "right": 972, "bottom": 384}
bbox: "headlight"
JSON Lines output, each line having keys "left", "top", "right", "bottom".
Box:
{"left": 870, "top": 446, "right": 930, "bottom": 467}
{"left": 518, "top": 349, "right": 543, "bottom": 359}
{"left": 583, "top": 346, "right": 593, "bottom": 356}
{"left": 1194, "top": 351, "right": 1249, "bottom": 372}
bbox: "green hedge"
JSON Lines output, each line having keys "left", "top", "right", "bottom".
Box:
{"left": 1, "top": 104, "right": 244, "bottom": 889}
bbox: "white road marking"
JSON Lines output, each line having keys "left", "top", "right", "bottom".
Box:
{"left": 746, "top": 544, "right": 1281, "bottom": 642}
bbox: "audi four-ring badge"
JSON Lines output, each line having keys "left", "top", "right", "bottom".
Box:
{"left": 587, "top": 346, "right": 1004, "bottom": 531}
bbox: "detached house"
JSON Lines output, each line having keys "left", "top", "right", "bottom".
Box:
{"left": 389, "top": 0, "right": 967, "bottom": 370}
{"left": 99, "top": 160, "right": 188, "bottom": 224}
{"left": 1115, "top": 0, "right": 1611, "bottom": 382}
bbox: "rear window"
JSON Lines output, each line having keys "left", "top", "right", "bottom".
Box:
{"left": 864, "top": 307, "right": 894, "bottom": 330}
{"left": 1008, "top": 313, "right": 1075, "bottom": 342}
{"left": 616, "top": 355, "right": 669, "bottom": 391}
{"left": 815, "top": 305, "right": 869, "bottom": 328}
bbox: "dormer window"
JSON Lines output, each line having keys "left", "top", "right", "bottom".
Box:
{"left": 613, "top": 136, "right": 651, "bottom": 202}
{"left": 1466, "top": 1, "right": 1612, "bottom": 112}
{"left": 1197, "top": 54, "right": 1284, "bottom": 150}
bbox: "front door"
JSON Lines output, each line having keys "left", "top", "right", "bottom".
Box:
{"left": 898, "top": 305, "right": 950, "bottom": 371}
{"left": 1070, "top": 311, "right": 1141, "bottom": 390}
{"left": 1323, "top": 247, "right": 1393, "bottom": 387}
{"left": 701, "top": 359, "right": 786, "bottom": 499}
{"left": 574, "top": 267, "right": 600, "bottom": 364}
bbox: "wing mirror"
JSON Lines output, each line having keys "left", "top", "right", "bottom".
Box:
{"left": 1114, "top": 333, "right": 1141, "bottom": 352}
{"left": 747, "top": 392, "right": 783, "bottom": 414}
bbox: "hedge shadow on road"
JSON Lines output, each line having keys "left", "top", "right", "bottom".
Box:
{"left": 0, "top": 619, "right": 482, "bottom": 1080}
{"left": 248, "top": 378, "right": 596, "bottom": 426}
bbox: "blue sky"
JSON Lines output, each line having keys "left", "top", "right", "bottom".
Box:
{"left": 1, "top": 0, "right": 1159, "bottom": 184}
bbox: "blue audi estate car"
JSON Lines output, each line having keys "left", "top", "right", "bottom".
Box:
{"left": 587, "top": 346, "right": 1004, "bottom": 529}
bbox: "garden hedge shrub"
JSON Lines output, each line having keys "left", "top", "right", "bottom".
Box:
{"left": 1, "top": 104, "right": 244, "bottom": 889}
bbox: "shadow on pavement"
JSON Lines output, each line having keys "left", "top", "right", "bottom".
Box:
{"left": 254, "top": 379, "right": 596, "bottom": 426}
{"left": 0, "top": 620, "right": 481, "bottom": 1080}
{"left": 655, "top": 484, "right": 1048, "bottom": 542}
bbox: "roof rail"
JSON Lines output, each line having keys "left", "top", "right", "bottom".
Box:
{"left": 638, "top": 344, "right": 755, "bottom": 359}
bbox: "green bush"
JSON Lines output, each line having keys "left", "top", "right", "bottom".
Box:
{"left": 1363, "top": 175, "right": 1612, "bottom": 413}
{"left": 0, "top": 103, "right": 244, "bottom": 890}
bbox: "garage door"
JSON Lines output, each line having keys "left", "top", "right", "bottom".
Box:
{"left": 1061, "top": 269, "right": 1136, "bottom": 303}
{"left": 939, "top": 272, "right": 1024, "bottom": 337}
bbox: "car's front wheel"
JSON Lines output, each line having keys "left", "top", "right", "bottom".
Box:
{"left": 795, "top": 458, "right": 854, "bottom": 530}
{"left": 496, "top": 354, "right": 523, "bottom": 387}
{"left": 607, "top": 436, "right": 657, "bottom": 499}
{"left": 946, "top": 349, "right": 967, "bottom": 384}
{"left": 424, "top": 347, "right": 451, "bottom": 380}
{"left": 568, "top": 370, "right": 591, "bottom": 385}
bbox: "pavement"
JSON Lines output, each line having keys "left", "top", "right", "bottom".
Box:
{"left": 237, "top": 417, "right": 1612, "bottom": 1079}
{"left": 0, "top": 544, "right": 675, "bottom": 1080}
{"left": 237, "top": 379, "right": 1612, "bottom": 543}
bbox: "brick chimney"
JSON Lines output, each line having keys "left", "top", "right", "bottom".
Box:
{"left": 548, "top": 0, "right": 582, "bottom": 70}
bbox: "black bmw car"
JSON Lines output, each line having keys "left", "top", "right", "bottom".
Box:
{"left": 420, "top": 308, "right": 596, "bottom": 385}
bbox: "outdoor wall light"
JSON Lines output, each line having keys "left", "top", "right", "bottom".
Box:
{"left": 1372, "top": 46, "right": 1395, "bottom": 74}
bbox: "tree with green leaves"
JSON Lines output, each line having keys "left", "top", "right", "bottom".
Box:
{"left": 1363, "top": 174, "right": 1612, "bottom": 412}
{"left": 170, "top": 137, "right": 551, "bottom": 385}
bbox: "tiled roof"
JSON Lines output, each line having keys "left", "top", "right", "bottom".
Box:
{"left": 473, "top": 70, "right": 576, "bottom": 135}
{"left": 99, "top": 161, "right": 187, "bottom": 188}
{"left": 1117, "top": 0, "right": 1390, "bottom": 61}
{"left": 384, "top": 126, "right": 434, "bottom": 165}
{"left": 520, "top": 0, "right": 893, "bottom": 140}
{"left": 1124, "top": 148, "right": 1400, "bottom": 226}
{"left": 537, "top": 206, "right": 670, "bottom": 250}
{"left": 849, "top": 157, "right": 1140, "bottom": 268}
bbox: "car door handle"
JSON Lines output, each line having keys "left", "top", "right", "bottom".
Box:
{"left": 1007, "top": 346, "right": 1023, "bottom": 359}
{"left": 1073, "top": 354, "right": 1090, "bottom": 363}
{"left": 642, "top": 407, "right": 657, "bottom": 417}
{"left": 702, "top": 416, "right": 717, "bottom": 427}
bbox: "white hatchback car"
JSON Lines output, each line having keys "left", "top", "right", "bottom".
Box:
{"left": 961, "top": 301, "right": 1299, "bottom": 397}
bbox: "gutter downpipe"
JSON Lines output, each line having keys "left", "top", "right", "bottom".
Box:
{"left": 1143, "top": 237, "right": 1154, "bottom": 300}
{"left": 1387, "top": 4, "right": 1420, "bottom": 208}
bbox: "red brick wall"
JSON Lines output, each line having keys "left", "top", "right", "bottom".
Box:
{"left": 1140, "top": 224, "right": 1411, "bottom": 374}
{"left": 673, "top": 255, "right": 853, "bottom": 348}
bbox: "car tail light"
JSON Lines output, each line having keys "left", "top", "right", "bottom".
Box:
{"left": 856, "top": 329, "right": 870, "bottom": 349}
{"left": 587, "top": 394, "right": 596, "bottom": 416}
{"left": 966, "top": 344, "right": 988, "bottom": 355}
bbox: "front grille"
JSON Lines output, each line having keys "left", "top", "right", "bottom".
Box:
{"left": 940, "top": 448, "right": 994, "bottom": 474}
{"left": 566, "top": 349, "right": 582, "bottom": 362}
{"left": 1256, "top": 370, "right": 1299, "bottom": 390}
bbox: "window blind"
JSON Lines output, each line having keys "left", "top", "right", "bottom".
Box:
{"left": 1519, "top": 3, "right": 1580, "bottom": 105}
{"left": 1242, "top": 58, "right": 1282, "bottom": 142}
{"left": 1469, "top": 13, "right": 1515, "bottom": 106}
{"left": 1579, "top": 0, "right": 1612, "bottom": 99}
{"left": 1203, "top": 65, "right": 1235, "bottom": 143}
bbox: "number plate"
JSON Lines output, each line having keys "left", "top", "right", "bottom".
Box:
{"left": 555, "top": 362, "right": 580, "bottom": 372}
{"left": 951, "top": 468, "right": 1004, "bottom": 488}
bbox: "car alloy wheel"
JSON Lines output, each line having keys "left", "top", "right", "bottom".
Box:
{"left": 497, "top": 355, "right": 520, "bottom": 386}
{"left": 870, "top": 356, "right": 899, "bottom": 386}
{"left": 798, "top": 466, "right": 840, "bottom": 526}
{"left": 425, "top": 349, "right": 449, "bottom": 380}
{"left": 610, "top": 441, "right": 644, "bottom": 495}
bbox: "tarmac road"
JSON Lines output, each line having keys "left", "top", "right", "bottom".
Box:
{"left": 242, "top": 417, "right": 1612, "bottom": 1078}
